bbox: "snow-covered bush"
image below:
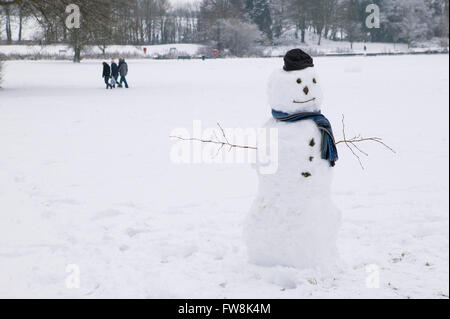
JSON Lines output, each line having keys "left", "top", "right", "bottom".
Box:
{"left": 209, "top": 19, "right": 264, "bottom": 57}
{"left": 222, "top": 19, "right": 263, "bottom": 56}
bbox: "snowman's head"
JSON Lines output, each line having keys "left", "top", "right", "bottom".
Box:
{"left": 268, "top": 49, "right": 323, "bottom": 114}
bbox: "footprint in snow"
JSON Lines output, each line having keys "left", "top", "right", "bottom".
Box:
{"left": 115, "top": 202, "right": 144, "bottom": 210}
{"left": 46, "top": 198, "right": 80, "bottom": 207}
{"left": 119, "top": 245, "right": 131, "bottom": 252}
{"left": 91, "top": 209, "right": 124, "bottom": 221}
{"left": 14, "top": 176, "right": 26, "bottom": 184}
{"left": 161, "top": 245, "right": 198, "bottom": 260}
{"left": 125, "top": 228, "right": 151, "bottom": 238}
{"left": 269, "top": 271, "right": 297, "bottom": 290}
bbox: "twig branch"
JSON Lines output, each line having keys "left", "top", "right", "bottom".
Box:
{"left": 335, "top": 115, "right": 396, "bottom": 169}
{"left": 337, "top": 114, "right": 365, "bottom": 169}
{"left": 170, "top": 123, "right": 257, "bottom": 158}
{"left": 170, "top": 117, "right": 395, "bottom": 168}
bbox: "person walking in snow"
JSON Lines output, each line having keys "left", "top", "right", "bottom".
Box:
{"left": 111, "top": 59, "right": 119, "bottom": 88}
{"left": 118, "top": 58, "right": 129, "bottom": 88}
{"left": 102, "top": 62, "right": 113, "bottom": 90}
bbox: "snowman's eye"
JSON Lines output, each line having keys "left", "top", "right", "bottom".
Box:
{"left": 297, "top": 79, "right": 302, "bottom": 84}
{"left": 313, "top": 78, "right": 317, "bottom": 84}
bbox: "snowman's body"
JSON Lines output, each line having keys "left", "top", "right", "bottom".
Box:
{"left": 244, "top": 54, "right": 341, "bottom": 269}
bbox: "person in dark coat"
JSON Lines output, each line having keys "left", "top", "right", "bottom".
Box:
{"left": 102, "top": 62, "right": 113, "bottom": 89}
{"left": 111, "top": 59, "right": 119, "bottom": 88}
{"left": 118, "top": 58, "right": 129, "bottom": 88}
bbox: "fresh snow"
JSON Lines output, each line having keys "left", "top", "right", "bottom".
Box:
{"left": 0, "top": 43, "right": 203, "bottom": 58}
{"left": 0, "top": 55, "right": 449, "bottom": 299}
{"left": 1, "top": 41, "right": 446, "bottom": 60}
{"left": 264, "top": 30, "right": 447, "bottom": 56}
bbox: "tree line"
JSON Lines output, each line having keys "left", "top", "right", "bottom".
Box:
{"left": 197, "top": 0, "right": 448, "bottom": 53}
{"left": 1, "top": 0, "right": 449, "bottom": 60}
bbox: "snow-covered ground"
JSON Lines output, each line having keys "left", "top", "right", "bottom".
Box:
{"left": 264, "top": 40, "right": 442, "bottom": 56}
{"left": 265, "top": 30, "right": 448, "bottom": 56}
{"left": 0, "top": 55, "right": 448, "bottom": 299}
{"left": 0, "top": 43, "right": 203, "bottom": 59}
{"left": 1, "top": 41, "right": 447, "bottom": 60}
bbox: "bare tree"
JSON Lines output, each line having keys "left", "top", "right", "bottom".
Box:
{"left": 2, "top": 4, "right": 12, "bottom": 43}
{"left": 310, "top": 0, "right": 337, "bottom": 45}
{"left": 21, "top": 0, "right": 121, "bottom": 62}
{"left": 338, "top": 0, "right": 364, "bottom": 49}
{"left": 287, "top": 0, "right": 313, "bottom": 43}
{"left": 17, "top": 1, "right": 28, "bottom": 42}
{"left": 270, "top": 0, "right": 290, "bottom": 40}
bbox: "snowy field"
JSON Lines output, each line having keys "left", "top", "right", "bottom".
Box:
{"left": 0, "top": 55, "right": 448, "bottom": 299}
{"left": 0, "top": 43, "right": 203, "bottom": 59}
{"left": 1, "top": 41, "right": 445, "bottom": 60}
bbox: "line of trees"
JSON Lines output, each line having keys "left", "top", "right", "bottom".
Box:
{"left": 0, "top": 0, "right": 449, "bottom": 60}
{"left": 197, "top": 0, "right": 449, "bottom": 51}
{"left": 0, "top": 1, "right": 199, "bottom": 45}
{"left": 0, "top": 0, "right": 198, "bottom": 61}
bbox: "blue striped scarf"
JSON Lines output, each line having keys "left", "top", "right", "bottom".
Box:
{"left": 272, "top": 110, "right": 339, "bottom": 167}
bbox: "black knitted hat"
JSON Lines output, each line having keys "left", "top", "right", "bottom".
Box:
{"left": 283, "top": 49, "right": 314, "bottom": 71}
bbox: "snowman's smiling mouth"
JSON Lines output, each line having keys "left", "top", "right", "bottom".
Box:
{"left": 293, "top": 98, "right": 316, "bottom": 104}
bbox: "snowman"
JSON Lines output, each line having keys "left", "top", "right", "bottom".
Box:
{"left": 244, "top": 49, "right": 341, "bottom": 269}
